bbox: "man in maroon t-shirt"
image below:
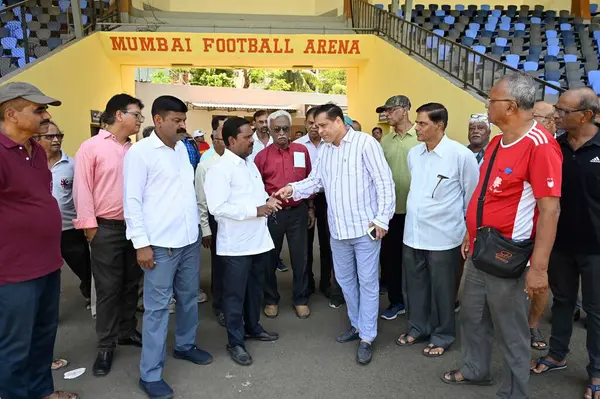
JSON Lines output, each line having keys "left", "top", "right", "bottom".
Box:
{"left": 0, "top": 82, "right": 79, "bottom": 399}
{"left": 442, "top": 75, "right": 562, "bottom": 399}
{"left": 254, "top": 110, "right": 314, "bottom": 320}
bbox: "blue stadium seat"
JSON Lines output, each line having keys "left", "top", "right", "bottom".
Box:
{"left": 11, "top": 47, "right": 24, "bottom": 58}
{"left": 546, "top": 30, "right": 558, "bottom": 39}
{"left": 59, "top": 0, "right": 70, "bottom": 12}
{"left": 374, "top": 4, "right": 384, "bottom": 9}
{"left": 11, "top": 28, "right": 29, "bottom": 40}
{"left": 588, "top": 71, "right": 600, "bottom": 94}
{"left": 469, "top": 45, "right": 485, "bottom": 63}
{"left": 514, "top": 30, "right": 527, "bottom": 38}
{"left": 481, "top": 4, "right": 491, "bottom": 11}
{"left": 545, "top": 70, "right": 561, "bottom": 82}
{"left": 488, "top": 16, "right": 499, "bottom": 25}
{"left": 564, "top": 54, "right": 578, "bottom": 63}
{"left": 485, "top": 22, "right": 496, "bottom": 31}
{"left": 547, "top": 38, "right": 560, "bottom": 46}
{"left": 524, "top": 61, "right": 539, "bottom": 71}
{"left": 594, "top": 30, "right": 600, "bottom": 42}
{"left": 491, "top": 10, "right": 501, "bottom": 17}
{"left": 501, "top": 16, "right": 511, "bottom": 25}
{"left": 435, "top": 10, "right": 445, "bottom": 16}
{"left": 469, "top": 22, "right": 480, "bottom": 31}
{"left": 1, "top": 37, "right": 16, "bottom": 49}
{"left": 444, "top": 15, "right": 455, "bottom": 24}
{"left": 506, "top": 54, "right": 520, "bottom": 68}
{"left": 545, "top": 81, "right": 561, "bottom": 95}
{"left": 465, "top": 29, "right": 477, "bottom": 38}
{"left": 80, "top": 0, "right": 88, "bottom": 8}
{"left": 591, "top": 4, "right": 599, "bottom": 13}
{"left": 495, "top": 37, "right": 508, "bottom": 47}
{"left": 515, "top": 23, "right": 526, "bottom": 31}
{"left": 462, "top": 36, "right": 475, "bottom": 46}
{"left": 439, "top": 44, "right": 451, "bottom": 60}
{"left": 499, "top": 22, "right": 511, "bottom": 31}
{"left": 531, "top": 17, "right": 542, "bottom": 24}
{"left": 397, "top": 10, "right": 403, "bottom": 17}
{"left": 560, "top": 23, "right": 572, "bottom": 31}
{"left": 456, "top": 4, "right": 465, "bottom": 11}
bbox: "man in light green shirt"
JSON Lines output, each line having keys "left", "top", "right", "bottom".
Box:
{"left": 376, "top": 95, "right": 419, "bottom": 320}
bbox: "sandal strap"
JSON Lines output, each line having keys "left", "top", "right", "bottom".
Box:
{"left": 589, "top": 384, "right": 600, "bottom": 393}
{"left": 446, "top": 369, "right": 461, "bottom": 382}
{"left": 536, "top": 357, "right": 562, "bottom": 369}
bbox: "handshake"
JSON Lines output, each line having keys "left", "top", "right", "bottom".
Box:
{"left": 257, "top": 185, "right": 295, "bottom": 217}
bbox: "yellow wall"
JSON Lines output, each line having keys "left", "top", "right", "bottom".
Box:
{"left": 2, "top": 35, "right": 125, "bottom": 156}
{"left": 2, "top": 31, "right": 489, "bottom": 152}
{"left": 131, "top": 0, "right": 344, "bottom": 16}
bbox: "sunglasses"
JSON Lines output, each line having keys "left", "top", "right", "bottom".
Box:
{"left": 35, "top": 133, "right": 64, "bottom": 141}
{"left": 272, "top": 126, "right": 290, "bottom": 133}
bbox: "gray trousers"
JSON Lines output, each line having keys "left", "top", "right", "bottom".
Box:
{"left": 403, "top": 245, "right": 459, "bottom": 348}
{"left": 459, "top": 257, "right": 530, "bottom": 399}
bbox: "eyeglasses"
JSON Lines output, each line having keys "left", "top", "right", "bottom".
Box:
{"left": 121, "top": 111, "right": 145, "bottom": 122}
{"left": 532, "top": 114, "right": 555, "bottom": 121}
{"left": 212, "top": 137, "right": 224, "bottom": 142}
{"left": 554, "top": 106, "right": 586, "bottom": 117}
{"left": 35, "top": 133, "right": 64, "bottom": 141}
{"left": 383, "top": 107, "right": 404, "bottom": 114}
{"left": 485, "top": 98, "right": 515, "bottom": 108}
{"left": 272, "top": 126, "right": 290, "bottom": 133}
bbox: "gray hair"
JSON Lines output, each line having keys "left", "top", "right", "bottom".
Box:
{"left": 498, "top": 73, "right": 537, "bottom": 110}
{"left": 469, "top": 113, "right": 491, "bottom": 128}
{"left": 267, "top": 110, "right": 292, "bottom": 127}
{"left": 575, "top": 87, "right": 600, "bottom": 115}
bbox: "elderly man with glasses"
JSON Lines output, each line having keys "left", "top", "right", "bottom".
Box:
{"left": 531, "top": 88, "right": 600, "bottom": 399}
{"left": 35, "top": 121, "right": 92, "bottom": 307}
{"left": 443, "top": 74, "right": 562, "bottom": 399}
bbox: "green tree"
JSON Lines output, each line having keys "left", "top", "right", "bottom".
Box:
{"left": 265, "top": 69, "right": 320, "bottom": 92}
{"left": 189, "top": 68, "right": 235, "bottom": 87}
{"left": 319, "top": 70, "right": 347, "bottom": 94}
{"left": 150, "top": 70, "right": 172, "bottom": 84}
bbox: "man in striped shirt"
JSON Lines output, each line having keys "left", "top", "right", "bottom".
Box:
{"left": 275, "top": 104, "right": 395, "bottom": 365}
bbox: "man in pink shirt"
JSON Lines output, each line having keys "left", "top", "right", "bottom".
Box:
{"left": 73, "top": 94, "right": 145, "bottom": 377}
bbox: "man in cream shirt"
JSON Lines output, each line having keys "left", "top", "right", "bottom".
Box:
{"left": 205, "top": 117, "right": 282, "bottom": 366}
{"left": 195, "top": 118, "right": 227, "bottom": 326}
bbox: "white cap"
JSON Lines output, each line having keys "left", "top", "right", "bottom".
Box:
{"left": 193, "top": 130, "right": 204, "bottom": 138}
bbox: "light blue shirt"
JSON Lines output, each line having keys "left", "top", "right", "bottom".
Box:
{"left": 404, "top": 135, "right": 480, "bottom": 251}
{"left": 51, "top": 151, "right": 76, "bottom": 231}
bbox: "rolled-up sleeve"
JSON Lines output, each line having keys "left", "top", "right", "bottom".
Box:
{"left": 73, "top": 144, "right": 98, "bottom": 229}
{"left": 363, "top": 139, "right": 396, "bottom": 230}
{"left": 123, "top": 148, "right": 150, "bottom": 249}
{"left": 291, "top": 152, "right": 323, "bottom": 201}
{"left": 195, "top": 163, "right": 211, "bottom": 237}
{"left": 206, "top": 167, "right": 257, "bottom": 220}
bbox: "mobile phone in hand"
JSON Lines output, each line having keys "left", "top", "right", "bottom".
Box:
{"left": 367, "top": 226, "right": 377, "bottom": 240}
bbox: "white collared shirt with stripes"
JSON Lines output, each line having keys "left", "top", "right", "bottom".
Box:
{"left": 291, "top": 128, "right": 396, "bottom": 240}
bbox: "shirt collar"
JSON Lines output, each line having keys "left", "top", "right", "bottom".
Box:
{"left": 342, "top": 127, "right": 355, "bottom": 143}
{"left": 420, "top": 134, "right": 449, "bottom": 157}
{"left": 297, "top": 134, "right": 323, "bottom": 146}
{"left": 149, "top": 132, "right": 167, "bottom": 148}
{"left": 100, "top": 128, "right": 132, "bottom": 143}
{"left": 558, "top": 125, "right": 600, "bottom": 147}
{"left": 0, "top": 132, "right": 36, "bottom": 149}
{"left": 224, "top": 148, "right": 245, "bottom": 165}
{"left": 393, "top": 124, "right": 417, "bottom": 138}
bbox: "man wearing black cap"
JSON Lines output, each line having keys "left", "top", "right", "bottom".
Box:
{"left": 375, "top": 95, "right": 419, "bottom": 321}
{"left": 0, "top": 82, "right": 79, "bottom": 399}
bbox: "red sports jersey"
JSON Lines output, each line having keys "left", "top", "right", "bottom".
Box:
{"left": 466, "top": 122, "right": 563, "bottom": 252}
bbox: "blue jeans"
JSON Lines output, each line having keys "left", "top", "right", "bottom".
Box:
{"left": 0, "top": 270, "right": 61, "bottom": 399}
{"left": 140, "top": 240, "right": 201, "bottom": 382}
{"left": 330, "top": 234, "right": 381, "bottom": 342}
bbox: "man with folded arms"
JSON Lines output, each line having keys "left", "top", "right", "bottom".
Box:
{"left": 74, "top": 94, "right": 145, "bottom": 376}
{"left": 0, "top": 82, "right": 78, "bottom": 399}
{"left": 206, "top": 117, "right": 281, "bottom": 366}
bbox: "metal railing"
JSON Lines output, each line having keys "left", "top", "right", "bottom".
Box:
{"left": 350, "top": 0, "right": 564, "bottom": 101}
{"left": 0, "top": 0, "right": 120, "bottom": 77}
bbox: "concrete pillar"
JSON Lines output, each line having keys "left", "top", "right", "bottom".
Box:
{"left": 70, "top": 0, "right": 84, "bottom": 39}
{"left": 404, "top": 0, "right": 413, "bottom": 22}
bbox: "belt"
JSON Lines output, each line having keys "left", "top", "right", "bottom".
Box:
{"left": 97, "top": 217, "right": 125, "bottom": 226}
{"left": 281, "top": 202, "right": 307, "bottom": 211}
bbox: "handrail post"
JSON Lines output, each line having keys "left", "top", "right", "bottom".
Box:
{"left": 71, "top": 0, "right": 84, "bottom": 39}
{"left": 19, "top": 4, "right": 30, "bottom": 64}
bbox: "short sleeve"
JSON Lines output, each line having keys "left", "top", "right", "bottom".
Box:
{"left": 528, "top": 140, "right": 563, "bottom": 198}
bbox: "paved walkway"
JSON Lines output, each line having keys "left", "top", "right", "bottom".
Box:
{"left": 53, "top": 248, "right": 588, "bottom": 399}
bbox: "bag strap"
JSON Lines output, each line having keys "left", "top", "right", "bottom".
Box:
{"left": 476, "top": 141, "right": 501, "bottom": 229}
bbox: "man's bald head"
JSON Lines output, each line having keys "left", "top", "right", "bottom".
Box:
{"left": 532, "top": 101, "right": 557, "bottom": 135}
{"left": 555, "top": 87, "right": 600, "bottom": 132}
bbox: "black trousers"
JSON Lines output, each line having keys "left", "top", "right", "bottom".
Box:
{"left": 221, "top": 252, "right": 268, "bottom": 348}
{"left": 548, "top": 248, "right": 600, "bottom": 378}
{"left": 0, "top": 270, "right": 60, "bottom": 399}
{"left": 90, "top": 221, "right": 142, "bottom": 350}
{"left": 307, "top": 194, "right": 342, "bottom": 298}
{"left": 209, "top": 213, "right": 224, "bottom": 316}
{"left": 61, "top": 228, "right": 92, "bottom": 299}
{"left": 380, "top": 213, "right": 406, "bottom": 306}
{"left": 265, "top": 203, "right": 310, "bottom": 306}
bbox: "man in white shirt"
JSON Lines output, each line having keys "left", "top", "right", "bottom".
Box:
{"left": 205, "top": 117, "right": 282, "bottom": 366}
{"left": 248, "top": 110, "right": 273, "bottom": 163}
{"left": 195, "top": 117, "right": 227, "bottom": 327}
{"left": 124, "top": 96, "right": 213, "bottom": 399}
{"left": 397, "top": 103, "right": 479, "bottom": 357}
{"left": 275, "top": 104, "right": 395, "bottom": 365}
{"left": 294, "top": 107, "right": 344, "bottom": 308}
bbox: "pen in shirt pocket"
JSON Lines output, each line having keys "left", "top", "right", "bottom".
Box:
{"left": 432, "top": 174, "right": 448, "bottom": 198}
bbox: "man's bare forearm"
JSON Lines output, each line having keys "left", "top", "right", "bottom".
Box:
{"left": 530, "top": 197, "right": 561, "bottom": 272}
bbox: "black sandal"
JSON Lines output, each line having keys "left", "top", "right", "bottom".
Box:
{"left": 530, "top": 328, "right": 548, "bottom": 350}
{"left": 441, "top": 370, "right": 494, "bottom": 386}
{"left": 423, "top": 343, "right": 445, "bottom": 358}
{"left": 396, "top": 333, "right": 423, "bottom": 346}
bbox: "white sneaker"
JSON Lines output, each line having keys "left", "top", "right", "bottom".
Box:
{"left": 168, "top": 297, "right": 176, "bottom": 314}
{"left": 198, "top": 289, "right": 208, "bottom": 304}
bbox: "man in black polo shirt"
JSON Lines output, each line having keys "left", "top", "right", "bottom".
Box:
{"left": 531, "top": 88, "right": 600, "bottom": 399}
{"left": 0, "top": 82, "right": 78, "bottom": 399}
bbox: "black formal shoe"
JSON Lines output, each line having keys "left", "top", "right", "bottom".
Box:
{"left": 118, "top": 330, "right": 143, "bottom": 347}
{"left": 244, "top": 331, "right": 279, "bottom": 342}
{"left": 336, "top": 327, "right": 359, "bottom": 343}
{"left": 92, "top": 350, "right": 113, "bottom": 377}
{"left": 227, "top": 345, "right": 253, "bottom": 366}
{"left": 356, "top": 341, "right": 373, "bottom": 365}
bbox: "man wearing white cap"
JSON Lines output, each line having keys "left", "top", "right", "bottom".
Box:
{"left": 193, "top": 130, "right": 211, "bottom": 158}
{"left": 467, "top": 113, "right": 491, "bottom": 165}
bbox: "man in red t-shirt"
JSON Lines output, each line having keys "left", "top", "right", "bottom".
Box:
{"left": 442, "top": 75, "right": 562, "bottom": 399}
{"left": 193, "top": 130, "right": 211, "bottom": 157}
{"left": 254, "top": 110, "right": 314, "bottom": 320}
